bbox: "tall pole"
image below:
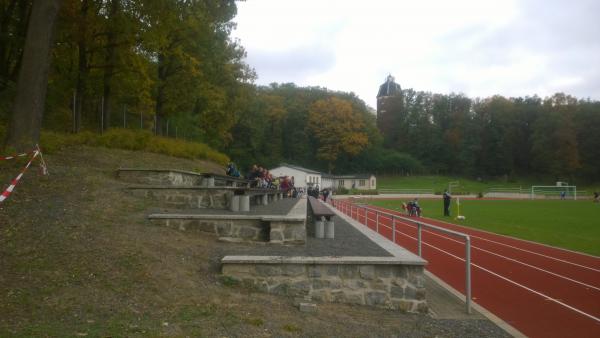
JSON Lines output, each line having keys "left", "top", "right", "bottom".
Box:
{"left": 101, "top": 96, "right": 104, "bottom": 134}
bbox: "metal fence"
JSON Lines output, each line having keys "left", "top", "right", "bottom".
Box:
{"left": 331, "top": 199, "right": 472, "bottom": 314}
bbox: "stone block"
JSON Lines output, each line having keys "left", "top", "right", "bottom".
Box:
{"left": 416, "top": 301, "right": 428, "bottom": 313}
{"left": 299, "top": 302, "right": 317, "bottom": 313}
{"left": 270, "top": 282, "right": 289, "bottom": 295}
{"left": 365, "top": 291, "right": 387, "bottom": 306}
{"left": 370, "top": 279, "right": 388, "bottom": 291}
{"left": 310, "top": 289, "right": 329, "bottom": 302}
{"left": 416, "top": 287, "right": 426, "bottom": 300}
{"left": 289, "top": 280, "right": 311, "bottom": 296}
{"left": 359, "top": 265, "right": 375, "bottom": 280}
{"left": 393, "top": 266, "right": 409, "bottom": 279}
{"left": 222, "top": 264, "right": 252, "bottom": 276}
{"left": 331, "top": 290, "right": 345, "bottom": 303}
{"left": 256, "top": 265, "right": 281, "bottom": 277}
{"left": 344, "top": 279, "right": 366, "bottom": 290}
{"left": 340, "top": 265, "right": 358, "bottom": 278}
{"left": 307, "top": 265, "right": 321, "bottom": 278}
{"left": 391, "top": 299, "right": 414, "bottom": 312}
{"left": 344, "top": 292, "right": 364, "bottom": 305}
{"left": 375, "top": 265, "right": 393, "bottom": 278}
{"left": 282, "top": 264, "right": 305, "bottom": 277}
{"left": 311, "top": 279, "right": 331, "bottom": 290}
{"left": 270, "top": 230, "right": 283, "bottom": 243}
{"left": 405, "top": 285, "right": 417, "bottom": 300}
{"left": 215, "top": 222, "right": 232, "bottom": 236}
{"left": 390, "top": 286, "right": 404, "bottom": 299}
{"left": 239, "top": 226, "right": 258, "bottom": 239}
{"left": 325, "top": 265, "right": 339, "bottom": 276}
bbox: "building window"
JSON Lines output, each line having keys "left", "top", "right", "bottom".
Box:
{"left": 338, "top": 180, "right": 344, "bottom": 187}
{"left": 359, "top": 180, "right": 365, "bottom": 186}
{"left": 371, "top": 180, "right": 375, "bottom": 187}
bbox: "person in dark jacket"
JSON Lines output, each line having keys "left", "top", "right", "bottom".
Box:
{"left": 443, "top": 190, "right": 451, "bottom": 216}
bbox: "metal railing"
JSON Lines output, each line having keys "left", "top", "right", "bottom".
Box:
{"left": 332, "top": 199, "right": 472, "bottom": 314}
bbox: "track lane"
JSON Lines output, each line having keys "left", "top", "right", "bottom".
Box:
{"left": 334, "top": 200, "right": 600, "bottom": 338}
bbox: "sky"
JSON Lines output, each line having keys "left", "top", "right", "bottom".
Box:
{"left": 231, "top": 0, "right": 600, "bottom": 109}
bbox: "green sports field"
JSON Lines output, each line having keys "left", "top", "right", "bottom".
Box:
{"left": 365, "top": 198, "right": 600, "bottom": 256}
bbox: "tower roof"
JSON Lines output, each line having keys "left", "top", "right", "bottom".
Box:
{"left": 377, "top": 74, "right": 401, "bottom": 97}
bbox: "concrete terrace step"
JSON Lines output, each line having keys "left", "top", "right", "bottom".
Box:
{"left": 148, "top": 198, "right": 307, "bottom": 245}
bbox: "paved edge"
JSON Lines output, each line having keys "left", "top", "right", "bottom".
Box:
{"left": 425, "top": 271, "right": 527, "bottom": 338}
{"left": 222, "top": 255, "right": 426, "bottom": 265}
{"left": 327, "top": 200, "right": 528, "bottom": 338}
{"left": 322, "top": 201, "right": 426, "bottom": 264}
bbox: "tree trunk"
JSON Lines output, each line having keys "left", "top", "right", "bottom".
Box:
{"left": 5, "top": 0, "right": 61, "bottom": 152}
{"left": 102, "top": 0, "right": 120, "bottom": 131}
{"left": 74, "top": 0, "right": 89, "bottom": 133}
{"left": 154, "top": 53, "right": 166, "bottom": 135}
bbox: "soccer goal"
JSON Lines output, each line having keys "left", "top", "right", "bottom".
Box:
{"left": 530, "top": 185, "right": 577, "bottom": 200}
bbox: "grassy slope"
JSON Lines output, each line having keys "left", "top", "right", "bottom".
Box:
{"left": 377, "top": 175, "right": 599, "bottom": 195}
{"left": 0, "top": 146, "right": 506, "bottom": 337}
{"left": 368, "top": 198, "right": 600, "bottom": 256}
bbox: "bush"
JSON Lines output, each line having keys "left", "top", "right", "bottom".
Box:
{"left": 38, "top": 128, "right": 229, "bottom": 165}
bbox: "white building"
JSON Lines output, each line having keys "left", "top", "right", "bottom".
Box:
{"left": 269, "top": 164, "right": 322, "bottom": 189}
{"left": 323, "top": 174, "right": 377, "bottom": 191}
{"left": 270, "top": 164, "right": 376, "bottom": 191}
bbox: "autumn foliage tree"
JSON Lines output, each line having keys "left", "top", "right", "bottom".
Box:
{"left": 307, "top": 97, "right": 369, "bottom": 173}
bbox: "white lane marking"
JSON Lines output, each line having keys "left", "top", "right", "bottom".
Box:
{"left": 372, "top": 210, "right": 600, "bottom": 291}
{"left": 416, "top": 224, "right": 600, "bottom": 292}
{"left": 369, "top": 205, "right": 600, "bottom": 273}
{"left": 392, "top": 226, "right": 600, "bottom": 324}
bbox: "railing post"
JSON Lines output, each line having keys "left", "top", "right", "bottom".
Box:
{"left": 392, "top": 217, "right": 396, "bottom": 243}
{"left": 417, "top": 222, "right": 422, "bottom": 257}
{"left": 466, "top": 235, "right": 472, "bottom": 314}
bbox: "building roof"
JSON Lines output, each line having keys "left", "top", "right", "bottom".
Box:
{"left": 274, "top": 164, "right": 322, "bottom": 175}
{"left": 377, "top": 74, "right": 401, "bottom": 97}
{"left": 322, "top": 174, "right": 374, "bottom": 179}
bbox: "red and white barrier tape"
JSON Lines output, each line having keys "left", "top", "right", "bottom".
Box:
{"left": 0, "top": 150, "right": 34, "bottom": 161}
{"left": 1, "top": 145, "right": 47, "bottom": 204}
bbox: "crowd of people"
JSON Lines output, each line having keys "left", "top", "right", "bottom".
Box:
{"left": 225, "top": 163, "right": 302, "bottom": 197}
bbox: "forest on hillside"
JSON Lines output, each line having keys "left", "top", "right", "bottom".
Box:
{"left": 1, "top": 0, "right": 599, "bottom": 182}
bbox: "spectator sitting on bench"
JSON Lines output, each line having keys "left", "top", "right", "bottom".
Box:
{"left": 226, "top": 162, "right": 240, "bottom": 177}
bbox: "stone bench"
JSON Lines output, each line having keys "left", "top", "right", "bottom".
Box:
{"left": 148, "top": 198, "right": 307, "bottom": 245}
{"left": 126, "top": 185, "right": 287, "bottom": 211}
{"left": 200, "top": 173, "right": 252, "bottom": 188}
{"left": 308, "top": 196, "right": 336, "bottom": 238}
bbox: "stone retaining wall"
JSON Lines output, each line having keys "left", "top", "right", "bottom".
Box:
{"left": 148, "top": 199, "right": 307, "bottom": 244}
{"left": 221, "top": 256, "right": 427, "bottom": 313}
{"left": 130, "top": 187, "right": 232, "bottom": 209}
{"left": 117, "top": 168, "right": 202, "bottom": 186}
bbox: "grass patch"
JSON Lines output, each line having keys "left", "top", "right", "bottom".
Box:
{"left": 376, "top": 175, "right": 599, "bottom": 196}
{"left": 218, "top": 275, "right": 240, "bottom": 287}
{"left": 0, "top": 126, "right": 229, "bottom": 166}
{"left": 283, "top": 324, "right": 302, "bottom": 333}
{"left": 367, "top": 198, "right": 600, "bottom": 256}
{"left": 244, "top": 317, "right": 264, "bottom": 327}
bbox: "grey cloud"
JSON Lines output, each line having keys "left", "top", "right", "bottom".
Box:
{"left": 246, "top": 44, "right": 336, "bottom": 84}
{"left": 433, "top": 0, "right": 600, "bottom": 98}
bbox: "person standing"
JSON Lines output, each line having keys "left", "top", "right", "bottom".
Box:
{"left": 443, "top": 190, "right": 451, "bottom": 216}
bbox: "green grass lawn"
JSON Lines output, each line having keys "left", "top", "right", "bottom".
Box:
{"left": 366, "top": 198, "right": 600, "bottom": 256}
{"left": 376, "top": 175, "right": 600, "bottom": 195}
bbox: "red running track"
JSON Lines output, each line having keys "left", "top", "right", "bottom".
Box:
{"left": 332, "top": 200, "right": 600, "bottom": 338}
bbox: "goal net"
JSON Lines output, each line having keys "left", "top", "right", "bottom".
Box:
{"left": 530, "top": 185, "right": 577, "bottom": 200}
